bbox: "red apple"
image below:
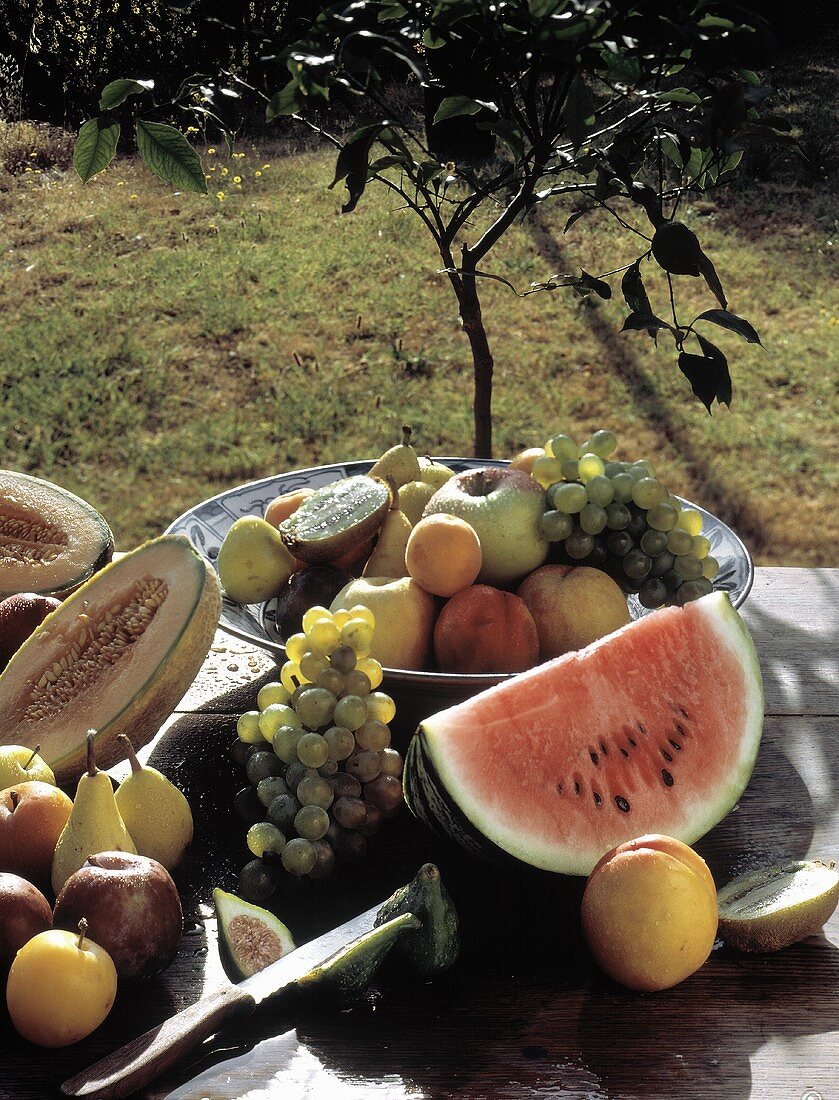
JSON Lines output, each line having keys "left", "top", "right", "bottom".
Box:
{"left": 0, "top": 593, "right": 61, "bottom": 670}
{"left": 0, "top": 872, "right": 53, "bottom": 973}
{"left": 53, "top": 851, "right": 183, "bottom": 980}
{"left": 423, "top": 467, "right": 548, "bottom": 587}
{"left": 0, "top": 782, "right": 73, "bottom": 887}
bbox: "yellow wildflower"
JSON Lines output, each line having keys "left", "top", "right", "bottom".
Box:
{"left": 254, "top": 170, "right": 262, "bottom": 177}
{"left": 186, "top": 126, "right": 199, "bottom": 134}
{"left": 216, "top": 190, "right": 225, "bottom": 201}
{"left": 207, "top": 147, "right": 216, "bottom": 155}
{"left": 116, "top": 180, "right": 125, "bottom": 186}
{"left": 262, "top": 164, "right": 270, "bottom": 170}
{"left": 129, "top": 193, "right": 138, "bottom": 199}
{"left": 233, "top": 175, "right": 241, "bottom": 184}
{"left": 220, "top": 166, "right": 229, "bottom": 176}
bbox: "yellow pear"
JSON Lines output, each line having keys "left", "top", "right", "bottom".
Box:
{"left": 418, "top": 456, "right": 455, "bottom": 490}
{"left": 362, "top": 488, "right": 412, "bottom": 578}
{"left": 114, "top": 734, "right": 193, "bottom": 871}
{"left": 368, "top": 426, "right": 421, "bottom": 489}
{"left": 399, "top": 480, "right": 437, "bottom": 526}
{"left": 52, "top": 731, "right": 136, "bottom": 896}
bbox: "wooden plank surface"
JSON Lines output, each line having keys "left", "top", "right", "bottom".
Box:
{"left": 3, "top": 568, "right": 838, "bottom": 1100}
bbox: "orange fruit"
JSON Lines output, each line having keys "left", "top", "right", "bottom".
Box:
{"left": 405, "top": 514, "right": 482, "bottom": 598}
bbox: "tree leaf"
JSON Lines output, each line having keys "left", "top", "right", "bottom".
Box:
{"left": 621, "top": 312, "right": 673, "bottom": 334}
{"left": 432, "top": 96, "right": 491, "bottom": 125}
{"left": 98, "top": 78, "right": 154, "bottom": 112}
{"left": 266, "top": 80, "right": 301, "bottom": 120}
{"left": 564, "top": 209, "right": 587, "bottom": 234}
{"left": 134, "top": 120, "right": 206, "bottom": 193}
{"left": 578, "top": 270, "right": 611, "bottom": 300}
{"left": 678, "top": 352, "right": 732, "bottom": 413}
{"left": 329, "top": 123, "right": 385, "bottom": 213}
{"left": 695, "top": 309, "right": 761, "bottom": 345}
{"left": 477, "top": 117, "right": 525, "bottom": 162}
{"left": 697, "top": 251, "right": 727, "bottom": 309}
{"left": 621, "top": 262, "right": 658, "bottom": 341}
{"left": 654, "top": 88, "right": 702, "bottom": 107}
{"left": 563, "top": 74, "right": 595, "bottom": 150}
{"left": 74, "top": 116, "right": 120, "bottom": 183}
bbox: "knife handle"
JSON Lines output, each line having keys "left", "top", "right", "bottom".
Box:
{"left": 61, "top": 983, "right": 257, "bottom": 1099}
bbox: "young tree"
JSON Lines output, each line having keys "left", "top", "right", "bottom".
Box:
{"left": 77, "top": 1, "right": 779, "bottom": 456}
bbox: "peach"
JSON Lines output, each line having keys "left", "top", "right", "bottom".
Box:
{"left": 433, "top": 585, "right": 539, "bottom": 674}
{"left": 517, "top": 564, "right": 630, "bottom": 658}
{"left": 406, "top": 514, "right": 482, "bottom": 598}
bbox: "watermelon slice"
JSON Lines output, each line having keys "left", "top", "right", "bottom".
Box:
{"left": 404, "top": 592, "right": 763, "bottom": 876}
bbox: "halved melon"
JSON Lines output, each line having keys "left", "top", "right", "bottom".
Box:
{"left": 405, "top": 592, "right": 763, "bottom": 876}
{"left": 0, "top": 470, "right": 114, "bottom": 598}
{"left": 0, "top": 534, "right": 221, "bottom": 785}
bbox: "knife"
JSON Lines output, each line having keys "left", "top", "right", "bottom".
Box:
{"left": 61, "top": 900, "right": 383, "bottom": 1100}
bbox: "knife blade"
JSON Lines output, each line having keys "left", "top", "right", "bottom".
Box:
{"left": 61, "top": 900, "right": 384, "bottom": 1100}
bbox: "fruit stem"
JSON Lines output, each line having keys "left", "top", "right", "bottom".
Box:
{"left": 118, "top": 733, "right": 141, "bottom": 775}
{"left": 24, "top": 745, "right": 40, "bottom": 771}
{"left": 9, "top": 790, "right": 19, "bottom": 811}
{"left": 77, "top": 918, "right": 88, "bottom": 950}
{"left": 401, "top": 425, "right": 413, "bottom": 446}
{"left": 86, "top": 730, "right": 98, "bottom": 777}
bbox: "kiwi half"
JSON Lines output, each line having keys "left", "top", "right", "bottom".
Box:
{"left": 279, "top": 475, "right": 390, "bottom": 564}
{"left": 717, "top": 859, "right": 839, "bottom": 953}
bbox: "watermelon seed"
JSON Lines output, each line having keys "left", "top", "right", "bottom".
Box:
{"left": 637, "top": 722, "right": 647, "bottom": 734}
{"left": 615, "top": 796, "right": 631, "bottom": 813}
{"left": 675, "top": 722, "right": 687, "bottom": 737}
{"left": 620, "top": 748, "right": 629, "bottom": 758}
{"left": 555, "top": 783, "right": 563, "bottom": 796}
{"left": 574, "top": 781, "right": 581, "bottom": 795}
{"left": 589, "top": 751, "right": 599, "bottom": 766}
{"left": 661, "top": 748, "right": 673, "bottom": 762}
{"left": 627, "top": 737, "right": 637, "bottom": 748}
{"left": 668, "top": 738, "right": 682, "bottom": 751}
{"left": 662, "top": 769, "right": 674, "bottom": 787}
{"left": 593, "top": 792, "right": 602, "bottom": 806}
{"left": 599, "top": 741, "right": 608, "bottom": 756}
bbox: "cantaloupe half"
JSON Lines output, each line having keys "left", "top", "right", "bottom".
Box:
{"left": 0, "top": 470, "right": 114, "bottom": 598}
{"left": 0, "top": 534, "right": 221, "bottom": 785}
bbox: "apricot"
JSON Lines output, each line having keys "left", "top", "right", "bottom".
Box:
{"left": 581, "top": 835, "right": 718, "bottom": 992}
{"left": 509, "top": 447, "right": 545, "bottom": 476}
{"left": 433, "top": 585, "right": 539, "bottom": 674}
{"left": 406, "top": 514, "right": 482, "bottom": 598}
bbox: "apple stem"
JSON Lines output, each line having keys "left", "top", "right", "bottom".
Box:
{"left": 9, "top": 790, "right": 19, "bottom": 811}
{"left": 86, "top": 730, "right": 98, "bottom": 776}
{"left": 77, "top": 918, "right": 88, "bottom": 950}
{"left": 118, "top": 733, "right": 141, "bottom": 774}
{"left": 24, "top": 745, "right": 40, "bottom": 771}
{"left": 401, "top": 425, "right": 412, "bottom": 447}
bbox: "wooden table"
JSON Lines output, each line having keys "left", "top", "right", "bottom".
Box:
{"left": 4, "top": 568, "right": 838, "bottom": 1100}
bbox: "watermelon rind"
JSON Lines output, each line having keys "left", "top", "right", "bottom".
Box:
{"left": 407, "top": 592, "right": 764, "bottom": 876}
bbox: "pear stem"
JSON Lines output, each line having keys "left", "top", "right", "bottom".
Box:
{"left": 401, "top": 425, "right": 413, "bottom": 446}
{"left": 118, "top": 733, "right": 142, "bottom": 775}
{"left": 86, "top": 730, "right": 98, "bottom": 777}
{"left": 77, "top": 918, "right": 88, "bottom": 950}
{"left": 24, "top": 745, "right": 40, "bottom": 771}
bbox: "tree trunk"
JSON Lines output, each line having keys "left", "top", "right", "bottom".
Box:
{"left": 458, "top": 248, "right": 494, "bottom": 458}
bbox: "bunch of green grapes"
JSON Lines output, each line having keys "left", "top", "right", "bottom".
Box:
{"left": 532, "top": 429, "right": 718, "bottom": 610}
{"left": 230, "top": 604, "right": 404, "bottom": 901}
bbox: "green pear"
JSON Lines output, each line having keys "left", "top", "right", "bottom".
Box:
{"left": 362, "top": 490, "right": 412, "bottom": 579}
{"left": 51, "top": 731, "right": 136, "bottom": 896}
{"left": 418, "top": 457, "right": 455, "bottom": 490}
{"left": 0, "top": 745, "right": 55, "bottom": 790}
{"left": 114, "top": 735, "right": 193, "bottom": 871}
{"left": 330, "top": 576, "right": 436, "bottom": 671}
{"left": 368, "top": 426, "right": 421, "bottom": 489}
{"left": 398, "top": 480, "right": 437, "bottom": 526}
{"left": 217, "top": 516, "right": 296, "bottom": 604}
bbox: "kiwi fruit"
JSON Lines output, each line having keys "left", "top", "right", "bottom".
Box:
{"left": 717, "top": 859, "right": 839, "bottom": 953}
{"left": 279, "top": 475, "right": 390, "bottom": 564}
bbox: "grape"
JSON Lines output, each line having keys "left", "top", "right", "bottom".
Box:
{"left": 331, "top": 608, "right": 352, "bottom": 629}
{"left": 299, "top": 650, "right": 328, "bottom": 683}
{"left": 552, "top": 482, "right": 587, "bottom": 514}
{"left": 578, "top": 452, "right": 605, "bottom": 482}
{"left": 341, "top": 670, "right": 372, "bottom": 697}
{"left": 294, "top": 805, "right": 330, "bottom": 842}
{"left": 666, "top": 528, "right": 694, "bottom": 556}
{"left": 230, "top": 738, "right": 254, "bottom": 769}
{"left": 676, "top": 509, "right": 703, "bottom": 536}
{"left": 692, "top": 535, "right": 711, "bottom": 559}
{"left": 675, "top": 554, "right": 703, "bottom": 581}
{"left": 588, "top": 539, "right": 609, "bottom": 568}
{"left": 280, "top": 662, "right": 303, "bottom": 694}
{"left": 585, "top": 475, "right": 614, "bottom": 507}
{"left": 334, "top": 694, "right": 368, "bottom": 730}
{"left": 366, "top": 692, "right": 396, "bottom": 724}
{"left": 579, "top": 503, "right": 607, "bottom": 535}
{"left": 296, "top": 732, "right": 329, "bottom": 768}
{"left": 560, "top": 458, "right": 580, "bottom": 482}
{"left": 301, "top": 606, "right": 332, "bottom": 633}
{"left": 701, "top": 555, "right": 719, "bottom": 580}
{"left": 257, "top": 682, "right": 291, "bottom": 710}
{"left": 239, "top": 859, "right": 280, "bottom": 902}
{"left": 604, "top": 503, "right": 631, "bottom": 530}
{"left": 330, "top": 644, "right": 356, "bottom": 673}
{"left": 295, "top": 687, "right": 337, "bottom": 730}
{"left": 284, "top": 761, "right": 311, "bottom": 791}
{"left": 626, "top": 508, "right": 648, "bottom": 540}
{"left": 623, "top": 549, "right": 652, "bottom": 581}
{"left": 247, "top": 821, "right": 286, "bottom": 858}
{"left": 318, "top": 759, "right": 338, "bottom": 777}
{"left": 308, "top": 839, "right": 336, "bottom": 879}
{"left": 631, "top": 459, "right": 655, "bottom": 478}
{"left": 327, "top": 823, "right": 367, "bottom": 865}
{"left": 355, "top": 657, "right": 383, "bottom": 689}
{"left": 307, "top": 617, "right": 341, "bottom": 655}
{"left": 357, "top": 803, "right": 384, "bottom": 837}
{"left": 284, "top": 633, "right": 308, "bottom": 663}
{"left": 267, "top": 792, "right": 301, "bottom": 831}
{"left": 259, "top": 703, "right": 301, "bottom": 741}
{"left": 234, "top": 786, "right": 263, "bottom": 824}
{"left": 257, "top": 775, "right": 289, "bottom": 808}
{"left": 363, "top": 773, "right": 403, "bottom": 814}
{"left": 315, "top": 667, "right": 345, "bottom": 696}
{"left": 380, "top": 748, "right": 404, "bottom": 777}
{"left": 246, "top": 751, "right": 284, "bottom": 785}
{"left": 346, "top": 604, "right": 375, "bottom": 628}
{"left": 324, "top": 724, "right": 356, "bottom": 761}
{"left": 281, "top": 837, "right": 317, "bottom": 876}
{"left": 346, "top": 750, "right": 383, "bottom": 783}
{"left": 355, "top": 719, "right": 391, "bottom": 752}
{"left": 531, "top": 454, "right": 564, "bottom": 488}
{"left": 565, "top": 529, "right": 595, "bottom": 559}
{"left": 330, "top": 772, "right": 362, "bottom": 799}
{"left": 650, "top": 550, "right": 675, "bottom": 577}
{"left": 639, "top": 578, "right": 667, "bottom": 609}
{"left": 539, "top": 510, "right": 574, "bottom": 542}
{"left": 640, "top": 529, "right": 668, "bottom": 556}
{"left": 646, "top": 502, "right": 679, "bottom": 532}
{"left": 677, "top": 579, "right": 710, "bottom": 605}
{"left": 606, "top": 530, "right": 633, "bottom": 557}
{"left": 584, "top": 429, "right": 617, "bottom": 458}
{"left": 332, "top": 795, "right": 367, "bottom": 829}
{"left": 662, "top": 568, "right": 681, "bottom": 591}
{"left": 610, "top": 472, "right": 635, "bottom": 503}
{"left": 546, "top": 433, "right": 577, "bottom": 462}
{"left": 273, "top": 724, "right": 304, "bottom": 765}
{"left": 236, "top": 710, "right": 264, "bottom": 745}
{"left": 632, "top": 477, "right": 666, "bottom": 509}
{"left": 296, "top": 774, "right": 334, "bottom": 809}
{"left": 603, "top": 461, "right": 625, "bottom": 478}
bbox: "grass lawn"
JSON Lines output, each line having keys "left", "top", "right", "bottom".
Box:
{"left": 0, "top": 111, "right": 836, "bottom": 567}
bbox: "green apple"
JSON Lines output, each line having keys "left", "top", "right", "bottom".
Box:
{"left": 330, "top": 576, "right": 437, "bottom": 671}
{"left": 424, "top": 467, "right": 549, "bottom": 587}
{"left": 0, "top": 746, "right": 55, "bottom": 790}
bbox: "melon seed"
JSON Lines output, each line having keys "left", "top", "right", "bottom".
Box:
{"left": 717, "top": 859, "right": 839, "bottom": 953}
{"left": 0, "top": 513, "right": 69, "bottom": 565}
